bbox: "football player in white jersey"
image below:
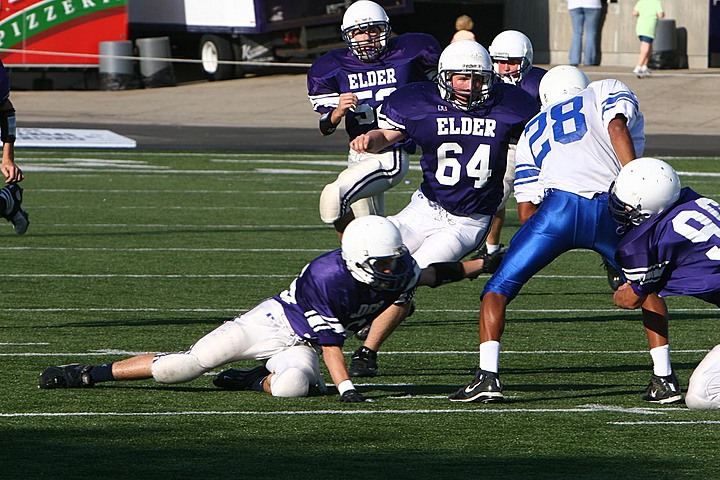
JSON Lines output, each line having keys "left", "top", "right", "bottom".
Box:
{"left": 307, "top": 1, "right": 441, "bottom": 236}
{"left": 450, "top": 66, "right": 676, "bottom": 405}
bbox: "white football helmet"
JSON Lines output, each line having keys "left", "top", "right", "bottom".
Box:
{"left": 437, "top": 40, "right": 495, "bottom": 111}
{"left": 489, "top": 30, "right": 533, "bottom": 85}
{"left": 341, "top": 215, "right": 412, "bottom": 291}
{"left": 341, "top": 1, "right": 391, "bottom": 62}
{"left": 538, "top": 65, "right": 590, "bottom": 108}
{"left": 609, "top": 158, "right": 681, "bottom": 233}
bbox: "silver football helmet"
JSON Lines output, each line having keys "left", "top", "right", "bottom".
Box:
{"left": 437, "top": 40, "right": 495, "bottom": 111}
{"left": 538, "top": 65, "right": 590, "bottom": 108}
{"left": 609, "top": 158, "right": 681, "bottom": 233}
{"left": 341, "top": 1, "right": 391, "bottom": 62}
{"left": 489, "top": 30, "right": 534, "bottom": 85}
{"left": 341, "top": 215, "right": 412, "bottom": 291}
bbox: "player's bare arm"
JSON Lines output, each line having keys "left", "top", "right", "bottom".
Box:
{"left": 349, "top": 129, "right": 406, "bottom": 153}
{"left": 319, "top": 92, "right": 359, "bottom": 136}
{"left": 321, "top": 344, "right": 365, "bottom": 402}
{"left": 613, "top": 282, "right": 646, "bottom": 309}
{"left": 518, "top": 201, "right": 540, "bottom": 224}
{"left": 608, "top": 114, "right": 637, "bottom": 167}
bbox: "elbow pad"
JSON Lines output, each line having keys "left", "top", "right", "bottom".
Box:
{"left": 0, "top": 108, "right": 16, "bottom": 144}
{"left": 319, "top": 112, "right": 338, "bottom": 136}
{"left": 427, "top": 261, "right": 465, "bottom": 288}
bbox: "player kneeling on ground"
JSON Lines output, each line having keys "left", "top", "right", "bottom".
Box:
{"left": 610, "top": 158, "right": 720, "bottom": 409}
{"left": 39, "top": 216, "right": 493, "bottom": 402}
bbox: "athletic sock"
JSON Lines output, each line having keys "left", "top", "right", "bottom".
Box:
{"left": 89, "top": 363, "right": 116, "bottom": 383}
{"left": 479, "top": 340, "right": 501, "bottom": 373}
{"left": 650, "top": 344, "right": 672, "bottom": 377}
{"left": 485, "top": 243, "right": 500, "bottom": 255}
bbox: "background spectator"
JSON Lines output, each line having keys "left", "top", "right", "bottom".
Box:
{"left": 633, "top": 0, "right": 665, "bottom": 77}
{"left": 568, "top": 0, "right": 603, "bottom": 66}
{"left": 451, "top": 15, "right": 475, "bottom": 43}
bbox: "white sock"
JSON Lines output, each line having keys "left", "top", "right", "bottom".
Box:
{"left": 650, "top": 344, "right": 672, "bottom": 377}
{"left": 485, "top": 243, "right": 500, "bottom": 254}
{"left": 479, "top": 340, "right": 501, "bottom": 373}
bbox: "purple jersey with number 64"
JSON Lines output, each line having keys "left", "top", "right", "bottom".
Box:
{"left": 377, "top": 81, "right": 538, "bottom": 216}
{"left": 616, "top": 187, "right": 720, "bottom": 306}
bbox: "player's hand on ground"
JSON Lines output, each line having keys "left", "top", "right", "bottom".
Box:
{"left": 339, "top": 389, "right": 366, "bottom": 403}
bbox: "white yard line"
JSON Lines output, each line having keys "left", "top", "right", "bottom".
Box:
{"left": 0, "top": 404, "right": 685, "bottom": 419}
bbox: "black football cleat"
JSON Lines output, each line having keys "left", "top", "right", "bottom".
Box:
{"left": 602, "top": 258, "right": 624, "bottom": 291}
{"left": 449, "top": 368, "right": 504, "bottom": 403}
{"left": 642, "top": 371, "right": 682, "bottom": 404}
{"left": 214, "top": 365, "right": 270, "bottom": 391}
{"left": 1, "top": 184, "right": 29, "bottom": 234}
{"left": 349, "top": 346, "right": 378, "bottom": 377}
{"left": 39, "top": 364, "right": 94, "bottom": 389}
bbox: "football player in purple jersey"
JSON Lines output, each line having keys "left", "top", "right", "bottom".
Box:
{"left": 450, "top": 66, "right": 674, "bottom": 404}
{"left": 307, "top": 0, "right": 441, "bottom": 236}
{"left": 610, "top": 158, "right": 720, "bottom": 409}
{"left": 476, "top": 30, "right": 547, "bottom": 261}
{"left": 0, "top": 59, "right": 28, "bottom": 235}
{"left": 346, "top": 40, "right": 538, "bottom": 377}
{"left": 38, "top": 216, "right": 491, "bottom": 402}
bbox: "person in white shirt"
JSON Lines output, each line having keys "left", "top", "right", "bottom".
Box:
{"left": 568, "top": 0, "right": 603, "bottom": 66}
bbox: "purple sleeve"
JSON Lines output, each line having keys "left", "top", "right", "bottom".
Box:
{"left": 0, "top": 60, "right": 10, "bottom": 103}
{"left": 617, "top": 189, "right": 720, "bottom": 300}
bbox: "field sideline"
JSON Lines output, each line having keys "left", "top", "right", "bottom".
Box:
{"left": 2, "top": 150, "right": 720, "bottom": 479}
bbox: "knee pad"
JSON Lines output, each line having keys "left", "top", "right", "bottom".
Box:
{"left": 319, "top": 158, "right": 393, "bottom": 223}
{"left": 151, "top": 352, "right": 206, "bottom": 384}
{"left": 319, "top": 183, "right": 342, "bottom": 224}
{"left": 684, "top": 391, "right": 713, "bottom": 410}
{"left": 269, "top": 367, "right": 311, "bottom": 398}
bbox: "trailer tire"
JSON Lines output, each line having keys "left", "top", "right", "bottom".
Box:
{"left": 199, "top": 34, "right": 235, "bottom": 81}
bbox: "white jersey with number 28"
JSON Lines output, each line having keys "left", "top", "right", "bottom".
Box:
{"left": 514, "top": 79, "right": 645, "bottom": 204}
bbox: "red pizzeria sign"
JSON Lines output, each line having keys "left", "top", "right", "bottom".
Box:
{"left": 0, "top": 0, "right": 128, "bottom": 66}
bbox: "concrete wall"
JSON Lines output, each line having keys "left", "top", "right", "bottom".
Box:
{"left": 503, "top": 0, "right": 710, "bottom": 68}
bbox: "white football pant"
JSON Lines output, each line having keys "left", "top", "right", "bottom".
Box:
{"left": 685, "top": 344, "right": 720, "bottom": 410}
{"left": 319, "top": 147, "right": 409, "bottom": 223}
{"left": 389, "top": 190, "right": 492, "bottom": 268}
{"left": 151, "top": 299, "right": 324, "bottom": 397}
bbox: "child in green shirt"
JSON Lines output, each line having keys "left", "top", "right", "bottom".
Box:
{"left": 633, "top": 0, "right": 665, "bottom": 77}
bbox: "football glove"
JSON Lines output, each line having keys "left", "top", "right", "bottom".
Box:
{"left": 339, "top": 389, "right": 366, "bottom": 403}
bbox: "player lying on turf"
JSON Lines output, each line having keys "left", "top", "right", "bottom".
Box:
{"left": 39, "top": 216, "right": 492, "bottom": 402}
{"left": 610, "top": 158, "right": 720, "bottom": 409}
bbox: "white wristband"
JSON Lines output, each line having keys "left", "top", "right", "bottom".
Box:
{"left": 337, "top": 379, "right": 355, "bottom": 395}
